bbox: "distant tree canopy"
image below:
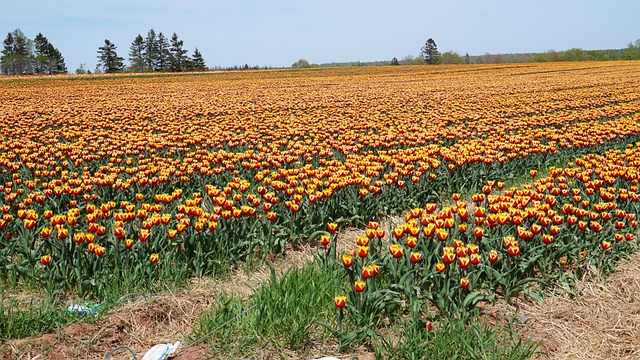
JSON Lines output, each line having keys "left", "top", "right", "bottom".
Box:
{"left": 128, "top": 29, "right": 204, "bottom": 72}
{"left": 421, "top": 38, "right": 441, "bottom": 65}
{"left": 291, "top": 59, "right": 311, "bottom": 68}
{"left": 1, "top": 29, "right": 67, "bottom": 75}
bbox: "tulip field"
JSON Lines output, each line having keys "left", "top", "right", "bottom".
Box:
{"left": 2, "top": 62, "right": 640, "bottom": 356}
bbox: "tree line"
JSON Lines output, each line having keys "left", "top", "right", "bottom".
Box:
{"left": 1, "top": 29, "right": 67, "bottom": 75}
{"left": 0, "top": 28, "right": 207, "bottom": 75}
{"left": 391, "top": 37, "right": 640, "bottom": 66}
{"left": 97, "top": 29, "right": 207, "bottom": 73}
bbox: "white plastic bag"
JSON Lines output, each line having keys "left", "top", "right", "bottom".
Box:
{"left": 141, "top": 341, "right": 180, "bottom": 360}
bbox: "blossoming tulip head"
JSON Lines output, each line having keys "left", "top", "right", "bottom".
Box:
{"left": 362, "top": 265, "right": 374, "bottom": 279}
{"left": 389, "top": 243, "right": 404, "bottom": 258}
{"left": 320, "top": 234, "right": 331, "bottom": 247}
{"left": 334, "top": 295, "right": 346, "bottom": 309}
{"left": 354, "top": 280, "right": 366, "bottom": 292}
{"left": 435, "top": 263, "right": 446, "bottom": 272}
{"left": 327, "top": 223, "right": 338, "bottom": 233}
{"left": 457, "top": 256, "right": 470, "bottom": 269}
{"left": 470, "top": 253, "right": 481, "bottom": 265}
{"left": 460, "top": 277, "right": 470, "bottom": 290}
{"left": 370, "top": 263, "right": 380, "bottom": 276}
{"left": 410, "top": 252, "right": 422, "bottom": 264}
{"left": 342, "top": 254, "right": 353, "bottom": 268}
{"left": 357, "top": 246, "right": 369, "bottom": 258}
{"left": 405, "top": 236, "right": 417, "bottom": 248}
{"left": 149, "top": 253, "right": 159, "bottom": 264}
{"left": 40, "top": 255, "right": 51, "bottom": 266}
{"left": 488, "top": 250, "right": 499, "bottom": 263}
{"left": 355, "top": 235, "right": 369, "bottom": 247}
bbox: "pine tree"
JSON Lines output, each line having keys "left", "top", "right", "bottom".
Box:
{"left": 1, "top": 29, "right": 33, "bottom": 75}
{"left": 421, "top": 38, "right": 441, "bottom": 65}
{"left": 97, "top": 39, "right": 124, "bottom": 73}
{"left": 129, "top": 34, "right": 146, "bottom": 72}
{"left": 1, "top": 32, "right": 15, "bottom": 75}
{"left": 32, "top": 33, "right": 67, "bottom": 74}
{"left": 144, "top": 29, "right": 158, "bottom": 71}
{"left": 187, "top": 47, "right": 206, "bottom": 71}
{"left": 155, "top": 32, "right": 170, "bottom": 71}
{"left": 169, "top": 33, "right": 188, "bottom": 72}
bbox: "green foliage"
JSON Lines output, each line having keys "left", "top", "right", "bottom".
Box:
{"left": 0, "top": 296, "right": 75, "bottom": 340}
{"left": 374, "top": 317, "right": 539, "bottom": 360}
{"left": 192, "top": 263, "right": 342, "bottom": 357}
{"left": 291, "top": 59, "right": 311, "bottom": 68}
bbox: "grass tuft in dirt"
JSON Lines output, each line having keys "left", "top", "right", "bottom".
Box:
{"left": 191, "top": 262, "right": 344, "bottom": 359}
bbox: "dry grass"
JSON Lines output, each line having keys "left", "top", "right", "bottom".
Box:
{"left": 517, "top": 252, "right": 640, "bottom": 359}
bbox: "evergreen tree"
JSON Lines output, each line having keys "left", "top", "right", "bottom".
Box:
{"left": 155, "top": 32, "right": 170, "bottom": 71}
{"left": 32, "top": 33, "right": 67, "bottom": 74}
{"left": 1, "top": 32, "right": 15, "bottom": 75}
{"left": 129, "top": 34, "right": 146, "bottom": 72}
{"left": 169, "top": 32, "right": 188, "bottom": 72}
{"left": 97, "top": 39, "right": 124, "bottom": 73}
{"left": 421, "top": 38, "right": 441, "bottom": 65}
{"left": 144, "top": 29, "right": 158, "bottom": 71}
{"left": 187, "top": 47, "right": 206, "bottom": 71}
{"left": 1, "top": 29, "right": 33, "bottom": 75}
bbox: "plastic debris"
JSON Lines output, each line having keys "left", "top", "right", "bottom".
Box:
{"left": 67, "top": 303, "right": 100, "bottom": 316}
{"left": 141, "top": 341, "right": 181, "bottom": 360}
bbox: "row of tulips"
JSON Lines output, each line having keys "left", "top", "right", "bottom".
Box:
{"left": 330, "top": 142, "right": 640, "bottom": 335}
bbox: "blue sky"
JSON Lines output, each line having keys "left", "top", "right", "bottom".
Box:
{"left": 2, "top": 0, "right": 639, "bottom": 71}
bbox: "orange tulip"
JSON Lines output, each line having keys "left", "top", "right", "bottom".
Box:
{"left": 488, "top": 250, "right": 499, "bottom": 264}
{"left": 405, "top": 236, "right": 418, "bottom": 248}
{"left": 470, "top": 253, "right": 481, "bottom": 266}
{"left": 389, "top": 243, "right": 404, "bottom": 258}
{"left": 40, "top": 255, "right": 52, "bottom": 266}
{"left": 357, "top": 246, "right": 369, "bottom": 258}
{"left": 149, "top": 253, "right": 159, "bottom": 263}
{"left": 334, "top": 295, "right": 347, "bottom": 309}
{"left": 342, "top": 254, "right": 353, "bottom": 268}
{"left": 362, "top": 265, "right": 374, "bottom": 279}
{"left": 460, "top": 278, "right": 470, "bottom": 290}
{"left": 355, "top": 235, "right": 369, "bottom": 247}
